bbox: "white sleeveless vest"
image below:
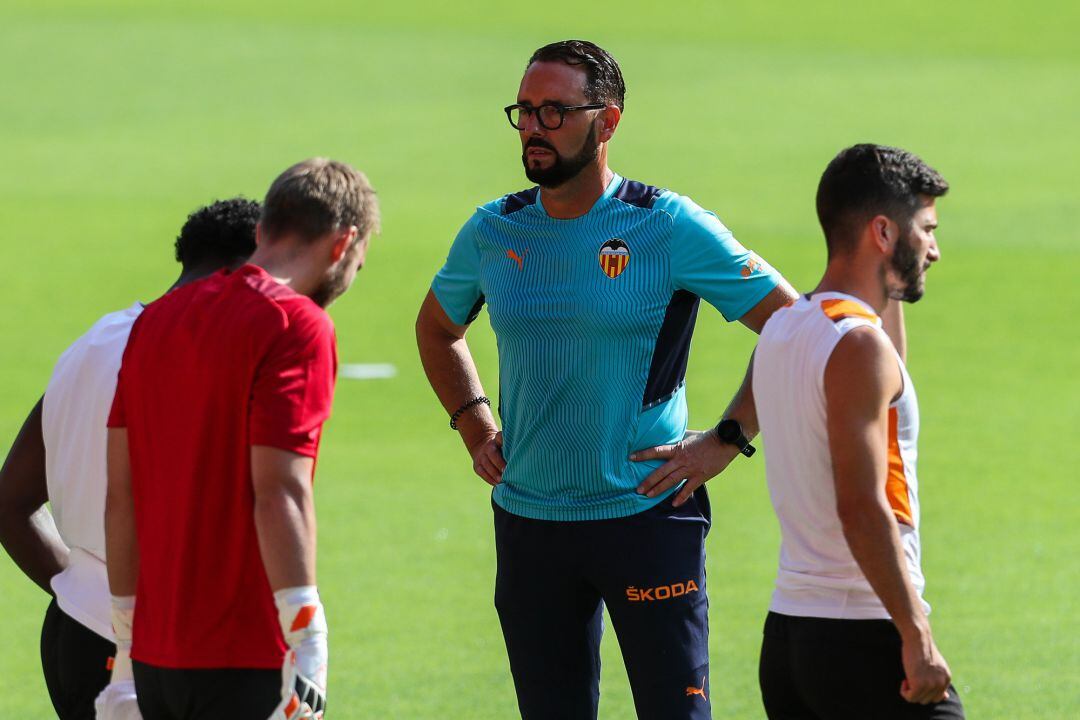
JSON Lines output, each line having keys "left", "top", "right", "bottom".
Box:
{"left": 43, "top": 303, "right": 143, "bottom": 639}
{"left": 752, "top": 292, "right": 927, "bottom": 620}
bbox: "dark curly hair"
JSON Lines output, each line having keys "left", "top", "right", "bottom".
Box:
{"left": 174, "top": 197, "right": 260, "bottom": 270}
{"left": 528, "top": 40, "right": 626, "bottom": 110}
{"left": 816, "top": 144, "right": 948, "bottom": 258}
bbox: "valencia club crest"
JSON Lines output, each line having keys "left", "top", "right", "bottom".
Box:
{"left": 598, "top": 239, "right": 630, "bottom": 279}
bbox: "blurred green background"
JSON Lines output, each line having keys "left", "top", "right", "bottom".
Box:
{"left": 1, "top": 1, "right": 1077, "bottom": 716}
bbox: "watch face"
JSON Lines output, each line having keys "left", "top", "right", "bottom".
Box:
{"left": 717, "top": 420, "right": 741, "bottom": 442}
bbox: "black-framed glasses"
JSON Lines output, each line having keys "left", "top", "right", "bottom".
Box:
{"left": 503, "top": 102, "right": 606, "bottom": 130}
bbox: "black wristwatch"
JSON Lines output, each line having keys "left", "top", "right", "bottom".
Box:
{"left": 714, "top": 419, "right": 756, "bottom": 457}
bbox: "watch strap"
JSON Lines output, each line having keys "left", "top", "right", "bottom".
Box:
{"left": 715, "top": 419, "right": 756, "bottom": 458}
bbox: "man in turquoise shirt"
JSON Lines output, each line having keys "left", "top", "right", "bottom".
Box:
{"left": 417, "top": 40, "right": 797, "bottom": 719}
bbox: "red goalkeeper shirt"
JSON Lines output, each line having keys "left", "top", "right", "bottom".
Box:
{"left": 108, "top": 265, "right": 337, "bottom": 669}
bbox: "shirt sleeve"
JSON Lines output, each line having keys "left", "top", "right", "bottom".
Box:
{"left": 249, "top": 305, "right": 338, "bottom": 457}
{"left": 106, "top": 365, "right": 126, "bottom": 428}
{"left": 106, "top": 316, "right": 143, "bottom": 429}
{"left": 430, "top": 211, "right": 486, "bottom": 326}
{"left": 664, "top": 194, "right": 782, "bottom": 322}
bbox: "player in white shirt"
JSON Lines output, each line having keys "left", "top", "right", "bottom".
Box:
{"left": 752, "top": 144, "right": 963, "bottom": 718}
{"left": 0, "top": 198, "right": 260, "bottom": 720}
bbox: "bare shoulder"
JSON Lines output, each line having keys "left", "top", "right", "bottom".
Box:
{"left": 825, "top": 326, "right": 902, "bottom": 407}
{"left": 832, "top": 325, "right": 894, "bottom": 363}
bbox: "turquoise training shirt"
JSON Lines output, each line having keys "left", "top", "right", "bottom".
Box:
{"left": 432, "top": 173, "right": 781, "bottom": 521}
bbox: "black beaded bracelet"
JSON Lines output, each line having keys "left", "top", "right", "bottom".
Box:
{"left": 450, "top": 396, "right": 490, "bottom": 430}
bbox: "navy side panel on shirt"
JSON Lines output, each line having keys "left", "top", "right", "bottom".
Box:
{"left": 643, "top": 290, "right": 701, "bottom": 409}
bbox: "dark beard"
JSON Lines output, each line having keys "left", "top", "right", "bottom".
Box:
{"left": 308, "top": 249, "right": 358, "bottom": 308}
{"left": 309, "top": 262, "right": 352, "bottom": 308}
{"left": 522, "top": 124, "right": 599, "bottom": 188}
{"left": 889, "top": 229, "right": 925, "bottom": 303}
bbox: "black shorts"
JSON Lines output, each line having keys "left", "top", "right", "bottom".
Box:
{"left": 759, "top": 611, "right": 965, "bottom": 720}
{"left": 493, "top": 488, "right": 712, "bottom": 720}
{"left": 132, "top": 660, "right": 281, "bottom": 720}
{"left": 40, "top": 597, "right": 116, "bottom": 720}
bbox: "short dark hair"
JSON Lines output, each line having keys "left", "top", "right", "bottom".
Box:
{"left": 816, "top": 144, "right": 949, "bottom": 258}
{"left": 261, "top": 158, "right": 380, "bottom": 243}
{"left": 174, "top": 197, "right": 260, "bottom": 270}
{"left": 528, "top": 40, "right": 626, "bottom": 110}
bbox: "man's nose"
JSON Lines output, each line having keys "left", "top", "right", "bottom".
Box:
{"left": 521, "top": 110, "right": 545, "bottom": 135}
{"left": 928, "top": 237, "right": 941, "bottom": 262}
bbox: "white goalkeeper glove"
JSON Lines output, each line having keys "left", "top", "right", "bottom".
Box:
{"left": 94, "top": 595, "right": 143, "bottom": 720}
{"left": 269, "top": 586, "right": 327, "bottom": 720}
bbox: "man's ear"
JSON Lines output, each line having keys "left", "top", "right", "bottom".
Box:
{"left": 870, "top": 215, "right": 894, "bottom": 254}
{"left": 329, "top": 226, "right": 360, "bottom": 263}
{"left": 597, "top": 105, "right": 621, "bottom": 143}
{"left": 255, "top": 222, "right": 268, "bottom": 248}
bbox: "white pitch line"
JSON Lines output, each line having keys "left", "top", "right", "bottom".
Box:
{"left": 339, "top": 363, "right": 398, "bottom": 380}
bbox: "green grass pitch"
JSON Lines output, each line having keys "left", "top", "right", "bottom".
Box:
{"left": 1, "top": 1, "right": 1077, "bottom": 716}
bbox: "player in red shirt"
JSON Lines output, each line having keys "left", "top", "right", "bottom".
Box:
{"left": 0, "top": 198, "right": 259, "bottom": 720}
{"left": 104, "top": 158, "right": 379, "bottom": 720}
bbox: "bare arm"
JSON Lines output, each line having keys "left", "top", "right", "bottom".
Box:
{"left": 0, "top": 397, "right": 68, "bottom": 593}
{"left": 252, "top": 445, "right": 331, "bottom": 716}
{"left": 737, "top": 282, "right": 799, "bottom": 335}
{"left": 826, "top": 327, "right": 949, "bottom": 704}
{"left": 632, "top": 281, "right": 798, "bottom": 505}
{"left": 416, "top": 289, "right": 504, "bottom": 486}
{"left": 881, "top": 299, "right": 907, "bottom": 361}
{"left": 251, "top": 446, "right": 317, "bottom": 590}
{"left": 105, "top": 427, "right": 138, "bottom": 596}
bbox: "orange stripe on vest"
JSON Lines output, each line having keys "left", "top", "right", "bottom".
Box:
{"left": 820, "top": 298, "right": 878, "bottom": 323}
{"left": 886, "top": 407, "right": 914, "bottom": 527}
